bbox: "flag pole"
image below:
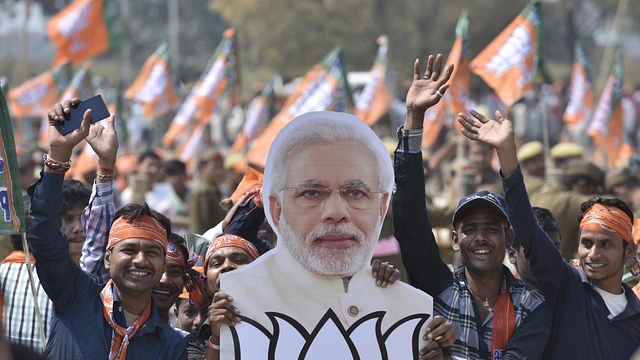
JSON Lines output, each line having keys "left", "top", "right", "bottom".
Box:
{"left": 20, "top": 233, "right": 47, "bottom": 348}
{"left": 594, "top": 0, "right": 628, "bottom": 94}
{"left": 12, "top": 0, "right": 31, "bottom": 86}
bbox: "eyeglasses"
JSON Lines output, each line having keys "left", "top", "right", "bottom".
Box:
{"left": 283, "top": 183, "right": 384, "bottom": 210}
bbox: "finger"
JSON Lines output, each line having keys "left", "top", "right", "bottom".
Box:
{"left": 70, "top": 97, "right": 81, "bottom": 106}
{"left": 457, "top": 113, "right": 478, "bottom": 134}
{"left": 426, "top": 315, "right": 444, "bottom": 332}
{"left": 413, "top": 59, "right": 421, "bottom": 81}
{"left": 418, "top": 341, "right": 439, "bottom": 359}
{"left": 437, "top": 84, "right": 451, "bottom": 97}
{"left": 371, "top": 259, "right": 381, "bottom": 278}
{"left": 77, "top": 109, "right": 92, "bottom": 134}
{"left": 388, "top": 268, "right": 401, "bottom": 284}
{"left": 54, "top": 103, "right": 65, "bottom": 119}
{"left": 105, "top": 114, "right": 117, "bottom": 133}
{"left": 495, "top": 110, "right": 506, "bottom": 123}
{"left": 213, "top": 292, "right": 232, "bottom": 302}
{"left": 469, "top": 109, "right": 490, "bottom": 124}
{"left": 430, "top": 54, "right": 443, "bottom": 81}
{"left": 424, "top": 55, "right": 434, "bottom": 79}
{"left": 436, "top": 64, "right": 455, "bottom": 86}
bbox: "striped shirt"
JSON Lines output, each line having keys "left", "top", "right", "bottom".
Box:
{"left": 80, "top": 180, "right": 115, "bottom": 286}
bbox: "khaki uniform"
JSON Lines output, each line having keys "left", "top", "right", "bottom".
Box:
{"left": 523, "top": 174, "right": 545, "bottom": 196}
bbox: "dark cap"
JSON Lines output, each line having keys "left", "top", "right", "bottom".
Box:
{"left": 452, "top": 190, "right": 510, "bottom": 227}
{"left": 605, "top": 167, "right": 634, "bottom": 193}
{"left": 564, "top": 160, "right": 604, "bottom": 185}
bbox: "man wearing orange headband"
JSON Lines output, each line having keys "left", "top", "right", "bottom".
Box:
{"left": 459, "top": 108, "right": 640, "bottom": 359}
{"left": 27, "top": 98, "right": 186, "bottom": 359}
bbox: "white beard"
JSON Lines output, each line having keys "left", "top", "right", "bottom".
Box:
{"left": 278, "top": 217, "right": 380, "bottom": 277}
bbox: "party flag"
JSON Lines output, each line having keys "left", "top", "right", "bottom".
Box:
{"left": 354, "top": 35, "right": 395, "bottom": 126}
{"left": 8, "top": 62, "right": 72, "bottom": 118}
{"left": 444, "top": 9, "right": 471, "bottom": 124}
{"left": 563, "top": 42, "right": 595, "bottom": 131}
{"left": 230, "top": 82, "right": 276, "bottom": 153}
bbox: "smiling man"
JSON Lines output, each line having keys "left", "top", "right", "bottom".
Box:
{"left": 27, "top": 98, "right": 186, "bottom": 359}
{"left": 217, "top": 111, "right": 442, "bottom": 359}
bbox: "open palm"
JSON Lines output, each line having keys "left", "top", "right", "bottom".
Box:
{"left": 457, "top": 110, "right": 514, "bottom": 150}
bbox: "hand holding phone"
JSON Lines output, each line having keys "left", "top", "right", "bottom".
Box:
{"left": 58, "top": 95, "right": 111, "bottom": 135}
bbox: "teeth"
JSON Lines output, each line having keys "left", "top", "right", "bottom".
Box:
{"left": 153, "top": 289, "right": 170, "bottom": 295}
{"left": 588, "top": 263, "right": 606, "bottom": 269}
{"left": 474, "top": 249, "right": 490, "bottom": 254}
{"left": 128, "top": 271, "right": 149, "bottom": 277}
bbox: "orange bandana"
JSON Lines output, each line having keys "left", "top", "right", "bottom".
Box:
{"left": 166, "top": 241, "right": 197, "bottom": 270}
{"left": 183, "top": 266, "right": 210, "bottom": 307}
{"left": 203, "top": 234, "right": 260, "bottom": 270}
{"left": 108, "top": 215, "right": 168, "bottom": 251}
{"left": 579, "top": 203, "right": 632, "bottom": 242}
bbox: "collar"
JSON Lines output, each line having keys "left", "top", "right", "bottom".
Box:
{"left": 110, "top": 287, "right": 165, "bottom": 335}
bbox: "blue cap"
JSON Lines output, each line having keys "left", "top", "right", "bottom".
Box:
{"left": 452, "top": 191, "right": 510, "bottom": 226}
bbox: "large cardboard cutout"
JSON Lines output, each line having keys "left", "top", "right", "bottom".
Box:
{"left": 220, "top": 111, "right": 433, "bottom": 359}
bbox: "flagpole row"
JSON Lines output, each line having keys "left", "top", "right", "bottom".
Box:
{"left": 20, "top": 233, "right": 47, "bottom": 349}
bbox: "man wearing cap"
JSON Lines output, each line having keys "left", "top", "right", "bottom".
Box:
{"left": 549, "top": 142, "right": 584, "bottom": 169}
{"left": 517, "top": 141, "right": 545, "bottom": 196}
{"left": 394, "top": 54, "right": 552, "bottom": 359}
{"left": 27, "top": 99, "right": 186, "bottom": 359}
{"left": 458, "top": 109, "right": 640, "bottom": 359}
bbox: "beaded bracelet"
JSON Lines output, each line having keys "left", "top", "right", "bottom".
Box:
{"left": 97, "top": 166, "right": 114, "bottom": 174}
{"left": 43, "top": 153, "right": 71, "bottom": 174}
{"left": 96, "top": 173, "right": 114, "bottom": 181}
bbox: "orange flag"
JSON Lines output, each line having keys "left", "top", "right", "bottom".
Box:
{"left": 163, "top": 28, "right": 237, "bottom": 148}
{"left": 588, "top": 49, "right": 629, "bottom": 168}
{"left": 470, "top": 0, "right": 541, "bottom": 107}
{"left": 563, "top": 42, "right": 595, "bottom": 131}
{"left": 246, "top": 46, "right": 353, "bottom": 168}
{"left": 354, "top": 35, "right": 395, "bottom": 126}
{"left": 47, "top": 0, "right": 124, "bottom": 66}
{"left": 8, "top": 62, "right": 71, "bottom": 118}
{"left": 422, "top": 102, "right": 446, "bottom": 152}
{"left": 124, "top": 42, "right": 179, "bottom": 119}
{"left": 230, "top": 83, "right": 275, "bottom": 154}
{"left": 444, "top": 9, "right": 470, "bottom": 127}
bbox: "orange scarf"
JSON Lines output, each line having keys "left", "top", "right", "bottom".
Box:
{"left": 2, "top": 251, "right": 35, "bottom": 264}
{"left": 100, "top": 280, "right": 152, "bottom": 360}
{"left": 491, "top": 277, "right": 515, "bottom": 360}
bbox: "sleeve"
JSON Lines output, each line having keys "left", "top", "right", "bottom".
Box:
{"left": 224, "top": 200, "right": 272, "bottom": 254}
{"left": 80, "top": 180, "right": 115, "bottom": 286}
{"left": 501, "top": 166, "right": 574, "bottom": 305}
{"left": 502, "top": 300, "right": 553, "bottom": 360}
{"left": 27, "top": 172, "right": 92, "bottom": 313}
{"left": 393, "top": 128, "right": 453, "bottom": 296}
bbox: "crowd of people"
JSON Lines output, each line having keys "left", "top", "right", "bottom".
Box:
{"left": 0, "top": 53, "right": 638, "bottom": 359}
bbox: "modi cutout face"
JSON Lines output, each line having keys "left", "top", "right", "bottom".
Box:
{"left": 265, "top": 112, "right": 392, "bottom": 278}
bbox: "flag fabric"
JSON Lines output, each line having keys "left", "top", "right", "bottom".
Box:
{"left": 0, "top": 88, "right": 26, "bottom": 234}
{"left": 246, "top": 46, "right": 354, "bottom": 168}
{"left": 563, "top": 42, "right": 595, "bottom": 131}
{"left": 588, "top": 49, "right": 627, "bottom": 168}
{"left": 444, "top": 9, "right": 471, "bottom": 124}
{"left": 47, "top": 0, "right": 124, "bottom": 66}
{"left": 124, "top": 42, "right": 179, "bottom": 119}
{"left": 354, "top": 35, "right": 395, "bottom": 126}
{"left": 230, "top": 82, "right": 276, "bottom": 153}
{"left": 163, "top": 28, "right": 238, "bottom": 148}
{"left": 422, "top": 102, "right": 447, "bottom": 152}
{"left": 470, "top": 0, "right": 541, "bottom": 107}
{"left": 8, "top": 62, "right": 72, "bottom": 118}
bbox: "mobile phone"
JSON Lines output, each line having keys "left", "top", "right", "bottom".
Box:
{"left": 58, "top": 95, "right": 111, "bottom": 135}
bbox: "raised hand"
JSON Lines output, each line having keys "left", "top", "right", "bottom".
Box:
{"left": 405, "top": 54, "right": 454, "bottom": 122}
{"left": 457, "top": 110, "right": 515, "bottom": 151}
{"left": 47, "top": 98, "right": 92, "bottom": 161}
{"left": 86, "top": 114, "right": 118, "bottom": 168}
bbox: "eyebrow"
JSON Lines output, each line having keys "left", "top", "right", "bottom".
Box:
{"left": 294, "top": 179, "right": 372, "bottom": 188}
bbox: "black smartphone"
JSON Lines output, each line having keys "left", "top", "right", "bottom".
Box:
{"left": 58, "top": 95, "right": 111, "bottom": 135}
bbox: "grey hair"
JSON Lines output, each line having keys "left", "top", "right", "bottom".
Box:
{"left": 263, "top": 111, "right": 393, "bottom": 226}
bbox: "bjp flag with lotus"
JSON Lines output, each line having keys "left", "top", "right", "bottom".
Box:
{"left": 125, "top": 42, "right": 179, "bottom": 119}
{"left": 47, "top": 0, "right": 124, "bottom": 66}
{"left": 444, "top": 9, "right": 470, "bottom": 124}
{"left": 354, "top": 35, "right": 395, "bottom": 126}
{"left": 563, "top": 42, "right": 595, "bottom": 131}
{"left": 470, "top": 0, "right": 541, "bottom": 107}
{"left": 8, "top": 62, "right": 71, "bottom": 118}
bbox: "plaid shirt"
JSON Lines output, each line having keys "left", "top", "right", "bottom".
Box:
{"left": 80, "top": 180, "right": 115, "bottom": 286}
{"left": 393, "top": 126, "right": 552, "bottom": 359}
{"left": 0, "top": 259, "right": 53, "bottom": 353}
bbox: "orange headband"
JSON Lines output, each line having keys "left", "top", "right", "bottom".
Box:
{"left": 203, "top": 234, "right": 260, "bottom": 270}
{"left": 579, "top": 203, "right": 632, "bottom": 242}
{"left": 633, "top": 219, "right": 640, "bottom": 245}
{"left": 166, "top": 241, "right": 198, "bottom": 270}
{"left": 108, "top": 215, "right": 168, "bottom": 251}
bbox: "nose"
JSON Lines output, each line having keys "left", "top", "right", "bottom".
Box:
{"left": 321, "top": 190, "right": 350, "bottom": 223}
{"left": 158, "top": 271, "right": 170, "bottom": 285}
{"left": 219, "top": 259, "right": 237, "bottom": 274}
{"left": 132, "top": 251, "right": 148, "bottom": 266}
{"left": 193, "top": 311, "right": 206, "bottom": 329}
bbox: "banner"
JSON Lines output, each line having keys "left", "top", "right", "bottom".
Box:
{"left": 563, "top": 42, "right": 595, "bottom": 131}
{"left": 588, "top": 49, "right": 627, "bottom": 168}
{"left": 0, "top": 89, "right": 26, "bottom": 234}
{"left": 124, "top": 42, "right": 179, "bottom": 119}
{"left": 163, "top": 28, "right": 238, "bottom": 148}
{"left": 246, "top": 46, "right": 354, "bottom": 168}
{"left": 8, "top": 62, "right": 72, "bottom": 118}
{"left": 47, "top": 0, "right": 124, "bottom": 66}
{"left": 470, "top": 0, "right": 541, "bottom": 107}
{"left": 354, "top": 35, "right": 395, "bottom": 126}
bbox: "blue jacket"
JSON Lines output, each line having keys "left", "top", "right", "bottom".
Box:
{"left": 27, "top": 172, "right": 186, "bottom": 359}
{"left": 503, "top": 166, "right": 640, "bottom": 359}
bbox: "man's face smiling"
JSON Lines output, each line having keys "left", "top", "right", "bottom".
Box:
{"left": 270, "top": 140, "right": 389, "bottom": 277}
{"left": 453, "top": 209, "right": 510, "bottom": 276}
{"left": 105, "top": 239, "right": 165, "bottom": 298}
{"left": 152, "top": 259, "right": 185, "bottom": 315}
{"left": 578, "top": 229, "right": 633, "bottom": 294}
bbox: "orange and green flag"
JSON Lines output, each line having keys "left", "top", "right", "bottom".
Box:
{"left": 355, "top": 35, "right": 395, "bottom": 126}
{"left": 444, "top": 9, "right": 470, "bottom": 125}
{"left": 470, "top": 0, "right": 541, "bottom": 107}
{"left": 163, "top": 28, "right": 238, "bottom": 148}
{"left": 0, "top": 88, "right": 26, "bottom": 234}
{"left": 47, "top": 0, "right": 124, "bottom": 67}
{"left": 563, "top": 41, "right": 595, "bottom": 131}
{"left": 8, "top": 62, "right": 72, "bottom": 118}
{"left": 588, "top": 49, "right": 630, "bottom": 168}
{"left": 246, "top": 46, "right": 354, "bottom": 168}
{"left": 230, "top": 82, "right": 276, "bottom": 154}
{"left": 125, "top": 42, "right": 179, "bottom": 120}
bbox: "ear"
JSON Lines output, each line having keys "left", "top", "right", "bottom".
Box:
{"left": 508, "top": 248, "right": 517, "bottom": 264}
{"left": 451, "top": 230, "right": 460, "bottom": 252}
{"left": 379, "top": 192, "right": 390, "bottom": 221}
{"left": 104, "top": 249, "right": 112, "bottom": 270}
{"left": 269, "top": 194, "right": 282, "bottom": 229}
{"left": 624, "top": 241, "right": 635, "bottom": 263}
{"left": 504, "top": 228, "right": 515, "bottom": 249}
{"left": 173, "top": 304, "right": 180, "bottom": 318}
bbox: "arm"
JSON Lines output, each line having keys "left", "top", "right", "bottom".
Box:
{"left": 393, "top": 55, "right": 454, "bottom": 295}
{"left": 223, "top": 190, "right": 272, "bottom": 254}
{"left": 80, "top": 111, "right": 119, "bottom": 285}
{"left": 457, "top": 111, "right": 573, "bottom": 304}
{"left": 502, "top": 300, "right": 553, "bottom": 360}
